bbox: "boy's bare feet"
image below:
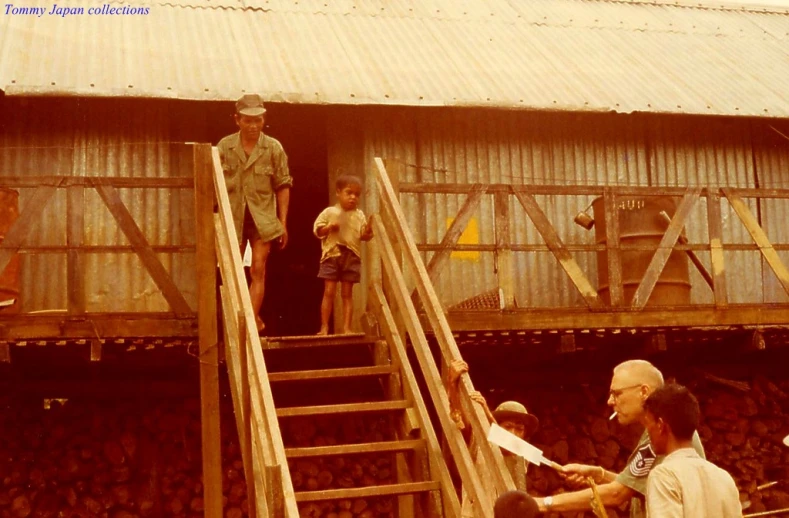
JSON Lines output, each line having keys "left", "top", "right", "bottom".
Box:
{"left": 255, "top": 316, "right": 265, "bottom": 333}
{"left": 316, "top": 328, "right": 329, "bottom": 336}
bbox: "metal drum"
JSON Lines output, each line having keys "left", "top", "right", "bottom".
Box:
{"left": 592, "top": 196, "right": 691, "bottom": 307}
{"left": 0, "top": 188, "right": 21, "bottom": 313}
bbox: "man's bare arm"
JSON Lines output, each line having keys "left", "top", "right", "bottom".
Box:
{"left": 537, "top": 480, "right": 633, "bottom": 513}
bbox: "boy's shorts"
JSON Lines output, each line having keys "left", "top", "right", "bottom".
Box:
{"left": 318, "top": 246, "right": 362, "bottom": 283}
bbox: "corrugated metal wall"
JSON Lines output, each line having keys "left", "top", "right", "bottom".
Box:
{"left": 0, "top": 98, "right": 196, "bottom": 313}
{"left": 349, "top": 106, "right": 789, "bottom": 309}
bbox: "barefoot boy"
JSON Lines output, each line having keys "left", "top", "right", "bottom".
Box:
{"left": 313, "top": 175, "right": 374, "bottom": 335}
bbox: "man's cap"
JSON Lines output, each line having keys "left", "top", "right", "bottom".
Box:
{"left": 783, "top": 434, "right": 789, "bottom": 447}
{"left": 493, "top": 401, "right": 539, "bottom": 438}
{"left": 236, "top": 94, "right": 267, "bottom": 116}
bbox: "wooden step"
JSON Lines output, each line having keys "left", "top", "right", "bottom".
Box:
{"left": 286, "top": 439, "right": 424, "bottom": 459}
{"left": 276, "top": 400, "right": 409, "bottom": 418}
{"left": 295, "top": 481, "right": 440, "bottom": 502}
{"left": 269, "top": 365, "right": 394, "bottom": 382}
{"left": 264, "top": 333, "right": 371, "bottom": 350}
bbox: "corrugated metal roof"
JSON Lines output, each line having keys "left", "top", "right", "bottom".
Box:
{"left": 1, "top": 0, "right": 788, "bottom": 117}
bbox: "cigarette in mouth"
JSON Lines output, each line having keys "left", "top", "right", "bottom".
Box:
{"left": 609, "top": 411, "right": 618, "bottom": 421}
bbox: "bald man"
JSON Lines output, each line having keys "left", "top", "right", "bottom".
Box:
{"left": 535, "top": 360, "right": 705, "bottom": 518}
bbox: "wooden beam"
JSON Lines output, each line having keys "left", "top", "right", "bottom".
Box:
{"left": 397, "top": 183, "right": 789, "bottom": 199}
{"left": 0, "top": 184, "right": 58, "bottom": 277}
{"left": 0, "top": 176, "right": 193, "bottom": 188}
{"left": 0, "top": 342, "right": 9, "bottom": 363}
{"left": 425, "top": 184, "right": 486, "bottom": 284}
{"left": 442, "top": 306, "right": 789, "bottom": 331}
{"left": 373, "top": 158, "right": 514, "bottom": 504}
{"left": 631, "top": 188, "right": 701, "bottom": 309}
{"left": 724, "top": 189, "right": 789, "bottom": 299}
{"left": 512, "top": 190, "right": 602, "bottom": 309}
{"left": 372, "top": 216, "right": 498, "bottom": 518}
{"left": 494, "top": 190, "right": 515, "bottom": 309}
{"left": 603, "top": 189, "right": 624, "bottom": 307}
{"left": 92, "top": 179, "right": 192, "bottom": 314}
{"left": 211, "top": 146, "right": 299, "bottom": 518}
{"left": 706, "top": 191, "right": 728, "bottom": 307}
{"left": 67, "top": 185, "right": 86, "bottom": 314}
{"left": 0, "top": 313, "right": 196, "bottom": 340}
{"left": 371, "top": 283, "right": 461, "bottom": 518}
{"left": 193, "top": 144, "right": 223, "bottom": 518}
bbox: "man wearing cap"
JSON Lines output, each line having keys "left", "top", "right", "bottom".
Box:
{"left": 535, "top": 360, "right": 705, "bottom": 518}
{"left": 217, "top": 94, "right": 292, "bottom": 332}
{"left": 447, "top": 360, "right": 539, "bottom": 518}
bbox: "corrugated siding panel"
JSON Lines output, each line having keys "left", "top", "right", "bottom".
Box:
{"left": 754, "top": 121, "right": 789, "bottom": 304}
{"left": 2, "top": 0, "right": 788, "bottom": 117}
{"left": 0, "top": 98, "right": 196, "bottom": 313}
{"left": 358, "top": 108, "right": 773, "bottom": 308}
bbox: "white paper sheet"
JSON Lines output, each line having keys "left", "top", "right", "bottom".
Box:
{"left": 243, "top": 241, "right": 252, "bottom": 267}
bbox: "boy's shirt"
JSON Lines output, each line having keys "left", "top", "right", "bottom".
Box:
{"left": 313, "top": 205, "right": 367, "bottom": 261}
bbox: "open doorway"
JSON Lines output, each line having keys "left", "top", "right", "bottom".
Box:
{"left": 202, "top": 102, "right": 330, "bottom": 337}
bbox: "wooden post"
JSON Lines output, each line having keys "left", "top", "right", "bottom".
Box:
{"left": 706, "top": 191, "right": 728, "bottom": 307}
{"left": 603, "top": 188, "right": 624, "bottom": 307}
{"left": 67, "top": 185, "right": 85, "bottom": 314}
{"left": 494, "top": 189, "right": 515, "bottom": 309}
{"left": 193, "top": 143, "right": 223, "bottom": 518}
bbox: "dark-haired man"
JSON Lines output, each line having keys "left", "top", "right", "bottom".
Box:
{"left": 494, "top": 490, "right": 539, "bottom": 518}
{"left": 643, "top": 384, "right": 741, "bottom": 517}
{"left": 217, "top": 94, "right": 292, "bottom": 332}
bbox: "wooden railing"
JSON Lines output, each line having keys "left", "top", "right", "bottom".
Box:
{"left": 367, "top": 158, "right": 516, "bottom": 518}
{"left": 207, "top": 147, "right": 299, "bottom": 518}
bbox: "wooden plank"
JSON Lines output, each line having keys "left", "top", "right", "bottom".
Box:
{"left": 398, "top": 182, "right": 789, "bottom": 199}
{"left": 67, "top": 186, "right": 85, "bottom": 314}
{"left": 0, "top": 176, "right": 193, "bottom": 188}
{"left": 603, "top": 189, "right": 624, "bottom": 307}
{"left": 0, "top": 314, "right": 196, "bottom": 340}
{"left": 0, "top": 184, "right": 58, "bottom": 277}
{"left": 89, "top": 339, "right": 102, "bottom": 362}
{"left": 512, "top": 190, "right": 602, "bottom": 309}
{"left": 264, "top": 333, "right": 369, "bottom": 349}
{"left": 371, "top": 283, "right": 462, "bottom": 518}
{"left": 286, "top": 439, "right": 425, "bottom": 458}
{"left": 425, "top": 184, "right": 486, "bottom": 283}
{"left": 706, "top": 191, "right": 728, "bottom": 307}
{"left": 724, "top": 189, "right": 789, "bottom": 299}
{"left": 494, "top": 190, "right": 515, "bottom": 309}
{"left": 211, "top": 146, "right": 305, "bottom": 518}
{"left": 276, "top": 400, "right": 409, "bottom": 418}
{"left": 15, "top": 245, "right": 196, "bottom": 252}
{"left": 416, "top": 242, "right": 786, "bottom": 253}
{"left": 92, "top": 180, "right": 192, "bottom": 314}
{"left": 265, "top": 465, "right": 284, "bottom": 518}
{"left": 296, "top": 482, "right": 440, "bottom": 502}
{"left": 374, "top": 158, "right": 516, "bottom": 505}
{"left": 268, "top": 365, "right": 394, "bottom": 382}
{"left": 442, "top": 306, "right": 789, "bottom": 331}
{"left": 193, "top": 144, "right": 224, "bottom": 518}
{"left": 631, "top": 188, "right": 702, "bottom": 309}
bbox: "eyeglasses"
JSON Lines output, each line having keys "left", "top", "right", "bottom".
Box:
{"left": 608, "top": 384, "right": 642, "bottom": 401}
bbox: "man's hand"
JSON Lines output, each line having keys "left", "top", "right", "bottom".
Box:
{"left": 279, "top": 228, "right": 289, "bottom": 249}
{"left": 561, "top": 464, "right": 603, "bottom": 487}
{"left": 469, "top": 390, "right": 495, "bottom": 424}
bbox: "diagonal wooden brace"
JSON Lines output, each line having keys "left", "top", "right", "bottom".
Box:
{"left": 92, "top": 179, "right": 192, "bottom": 314}
{"left": 512, "top": 190, "right": 602, "bottom": 309}
{"left": 723, "top": 188, "right": 789, "bottom": 299}
{"left": 631, "top": 188, "right": 702, "bottom": 309}
{"left": 0, "top": 184, "right": 59, "bottom": 278}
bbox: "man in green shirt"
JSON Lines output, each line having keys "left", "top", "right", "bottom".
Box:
{"left": 217, "top": 95, "right": 292, "bottom": 332}
{"left": 535, "top": 360, "right": 705, "bottom": 518}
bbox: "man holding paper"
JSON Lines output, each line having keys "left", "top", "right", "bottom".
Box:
{"left": 534, "top": 360, "right": 705, "bottom": 518}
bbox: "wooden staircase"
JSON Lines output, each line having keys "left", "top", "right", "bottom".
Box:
{"left": 206, "top": 148, "right": 517, "bottom": 518}
{"left": 265, "top": 333, "right": 451, "bottom": 517}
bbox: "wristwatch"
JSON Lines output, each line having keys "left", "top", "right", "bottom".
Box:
{"left": 543, "top": 496, "right": 554, "bottom": 510}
